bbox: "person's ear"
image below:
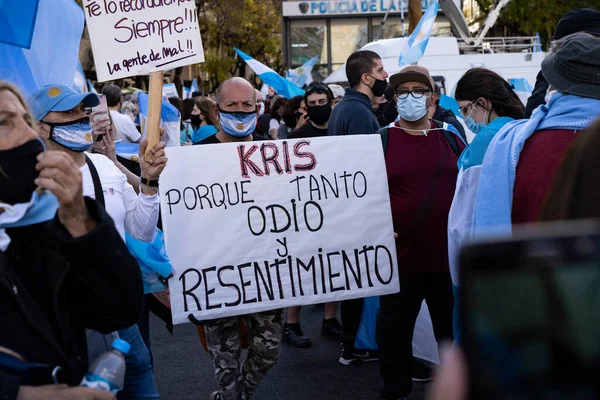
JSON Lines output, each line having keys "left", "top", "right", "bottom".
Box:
{"left": 36, "top": 122, "right": 50, "bottom": 139}
{"left": 361, "top": 73, "right": 371, "bottom": 87}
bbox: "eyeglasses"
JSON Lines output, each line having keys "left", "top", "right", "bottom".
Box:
{"left": 395, "top": 88, "right": 432, "bottom": 99}
{"left": 458, "top": 100, "right": 478, "bottom": 117}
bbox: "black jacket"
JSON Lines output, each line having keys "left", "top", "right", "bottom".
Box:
{"left": 525, "top": 70, "right": 549, "bottom": 118}
{"left": 0, "top": 198, "right": 143, "bottom": 395}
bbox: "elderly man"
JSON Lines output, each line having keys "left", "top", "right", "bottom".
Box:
{"left": 29, "top": 84, "right": 167, "bottom": 400}
{"left": 195, "top": 78, "right": 283, "bottom": 400}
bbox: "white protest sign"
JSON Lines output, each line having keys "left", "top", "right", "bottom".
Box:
{"left": 160, "top": 135, "right": 399, "bottom": 324}
{"left": 162, "top": 83, "right": 179, "bottom": 98}
{"left": 82, "top": 0, "right": 205, "bottom": 82}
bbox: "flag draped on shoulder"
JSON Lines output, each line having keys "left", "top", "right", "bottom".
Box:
{"left": 287, "top": 56, "right": 319, "bottom": 87}
{"left": 0, "top": 0, "right": 84, "bottom": 97}
{"left": 398, "top": 0, "right": 439, "bottom": 66}
{"left": 234, "top": 48, "right": 304, "bottom": 98}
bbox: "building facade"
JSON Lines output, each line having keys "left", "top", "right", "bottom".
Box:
{"left": 282, "top": 0, "right": 459, "bottom": 81}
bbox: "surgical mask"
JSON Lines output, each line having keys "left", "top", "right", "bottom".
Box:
{"left": 219, "top": 109, "right": 257, "bottom": 138}
{"left": 544, "top": 87, "right": 557, "bottom": 104}
{"left": 0, "top": 138, "right": 45, "bottom": 205}
{"left": 306, "top": 103, "right": 332, "bottom": 125}
{"left": 396, "top": 96, "right": 429, "bottom": 122}
{"left": 465, "top": 115, "right": 487, "bottom": 135}
{"left": 368, "top": 75, "right": 388, "bottom": 97}
{"left": 464, "top": 102, "right": 488, "bottom": 134}
{"left": 258, "top": 102, "right": 265, "bottom": 116}
{"left": 44, "top": 117, "right": 93, "bottom": 152}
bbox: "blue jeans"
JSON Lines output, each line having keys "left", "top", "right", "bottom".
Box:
{"left": 117, "top": 324, "right": 160, "bottom": 400}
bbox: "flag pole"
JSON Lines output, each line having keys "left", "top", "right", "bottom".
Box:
{"left": 375, "top": 0, "right": 393, "bottom": 41}
{"left": 145, "top": 71, "right": 164, "bottom": 162}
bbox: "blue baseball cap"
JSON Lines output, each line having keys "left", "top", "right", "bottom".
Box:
{"left": 29, "top": 84, "right": 99, "bottom": 122}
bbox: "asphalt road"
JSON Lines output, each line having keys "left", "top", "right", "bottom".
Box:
{"left": 151, "top": 304, "right": 427, "bottom": 400}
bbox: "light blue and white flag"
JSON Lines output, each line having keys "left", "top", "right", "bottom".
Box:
{"left": 183, "top": 78, "right": 198, "bottom": 99}
{"left": 398, "top": 0, "right": 439, "bottom": 66}
{"left": 0, "top": 0, "right": 84, "bottom": 97}
{"left": 73, "top": 61, "right": 86, "bottom": 93}
{"left": 88, "top": 80, "right": 98, "bottom": 94}
{"left": 191, "top": 78, "right": 199, "bottom": 94}
{"left": 286, "top": 56, "right": 319, "bottom": 87}
{"left": 509, "top": 78, "right": 534, "bottom": 106}
{"left": 138, "top": 91, "right": 181, "bottom": 148}
{"left": 115, "top": 142, "right": 140, "bottom": 162}
{"left": 234, "top": 48, "right": 304, "bottom": 98}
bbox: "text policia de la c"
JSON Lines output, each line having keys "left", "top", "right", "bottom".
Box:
{"left": 164, "top": 139, "right": 396, "bottom": 313}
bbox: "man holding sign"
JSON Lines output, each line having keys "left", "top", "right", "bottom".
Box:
{"left": 195, "top": 78, "right": 283, "bottom": 400}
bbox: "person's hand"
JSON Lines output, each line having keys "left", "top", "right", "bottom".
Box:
{"left": 427, "top": 345, "right": 468, "bottom": 400}
{"left": 17, "top": 385, "right": 115, "bottom": 400}
{"left": 139, "top": 140, "right": 168, "bottom": 181}
{"left": 90, "top": 110, "right": 111, "bottom": 137}
{"left": 296, "top": 113, "right": 309, "bottom": 129}
{"left": 102, "top": 123, "right": 117, "bottom": 163}
{"left": 35, "top": 151, "right": 95, "bottom": 237}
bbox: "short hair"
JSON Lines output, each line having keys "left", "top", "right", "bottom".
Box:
{"left": 304, "top": 82, "right": 334, "bottom": 103}
{"left": 102, "top": 84, "right": 122, "bottom": 107}
{"left": 346, "top": 50, "right": 381, "bottom": 89}
{"left": 215, "top": 77, "right": 256, "bottom": 104}
{"left": 191, "top": 91, "right": 202, "bottom": 98}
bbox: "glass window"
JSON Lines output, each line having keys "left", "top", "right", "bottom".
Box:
{"left": 290, "top": 19, "right": 329, "bottom": 82}
{"left": 330, "top": 18, "right": 368, "bottom": 66}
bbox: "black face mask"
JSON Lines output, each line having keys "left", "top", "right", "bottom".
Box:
{"left": 368, "top": 75, "right": 388, "bottom": 97}
{"left": 306, "top": 103, "right": 332, "bottom": 125}
{"left": 190, "top": 114, "right": 202, "bottom": 127}
{"left": 0, "top": 138, "right": 45, "bottom": 205}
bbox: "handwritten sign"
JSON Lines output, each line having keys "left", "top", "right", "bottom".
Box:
{"left": 160, "top": 135, "right": 399, "bottom": 323}
{"left": 82, "top": 0, "right": 205, "bottom": 82}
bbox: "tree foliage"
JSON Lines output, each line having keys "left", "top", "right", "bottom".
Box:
{"left": 475, "top": 0, "right": 598, "bottom": 47}
{"left": 197, "top": 0, "right": 283, "bottom": 89}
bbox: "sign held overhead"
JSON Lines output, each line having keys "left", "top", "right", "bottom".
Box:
{"left": 82, "top": 0, "right": 205, "bottom": 82}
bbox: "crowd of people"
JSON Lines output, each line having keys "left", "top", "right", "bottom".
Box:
{"left": 0, "top": 6, "right": 599, "bottom": 400}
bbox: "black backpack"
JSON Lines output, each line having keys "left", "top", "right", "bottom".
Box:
{"left": 377, "top": 119, "right": 461, "bottom": 158}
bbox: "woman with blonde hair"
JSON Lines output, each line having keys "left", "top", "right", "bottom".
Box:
{"left": 191, "top": 96, "right": 220, "bottom": 144}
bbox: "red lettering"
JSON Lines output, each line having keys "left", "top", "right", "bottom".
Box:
{"left": 293, "top": 140, "right": 317, "bottom": 172}
{"left": 238, "top": 144, "right": 264, "bottom": 178}
{"left": 260, "top": 143, "right": 283, "bottom": 176}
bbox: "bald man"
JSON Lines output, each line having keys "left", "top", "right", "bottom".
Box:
{"left": 196, "top": 78, "right": 284, "bottom": 400}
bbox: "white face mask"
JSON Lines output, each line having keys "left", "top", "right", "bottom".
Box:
{"left": 258, "top": 102, "right": 265, "bottom": 116}
{"left": 544, "top": 87, "right": 557, "bottom": 104}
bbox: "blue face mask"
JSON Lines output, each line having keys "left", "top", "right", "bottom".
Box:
{"left": 45, "top": 117, "right": 93, "bottom": 152}
{"left": 396, "top": 96, "right": 429, "bottom": 122}
{"left": 219, "top": 109, "right": 257, "bottom": 138}
{"left": 464, "top": 105, "right": 488, "bottom": 135}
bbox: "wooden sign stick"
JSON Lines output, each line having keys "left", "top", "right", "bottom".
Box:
{"left": 145, "top": 71, "right": 164, "bottom": 162}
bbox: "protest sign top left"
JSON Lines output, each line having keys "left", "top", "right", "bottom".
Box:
{"left": 82, "top": 0, "right": 205, "bottom": 82}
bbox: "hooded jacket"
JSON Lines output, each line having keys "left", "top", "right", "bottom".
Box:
{"left": 327, "top": 88, "right": 380, "bottom": 136}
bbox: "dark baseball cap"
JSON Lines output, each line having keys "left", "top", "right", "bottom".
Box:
{"left": 553, "top": 8, "right": 600, "bottom": 40}
{"left": 389, "top": 66, "right": 435, "bottom": 91}
{"left": 542, "top": 32, "right": 600, "bottom": 100}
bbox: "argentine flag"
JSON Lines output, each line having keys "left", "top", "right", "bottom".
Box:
{"left": 184, "top": 77, "right": 199, "bottom": 99}
{"left": 398, "top": 0, "right": 439, "bottom": 66}
{"left": 509, "top": 78, "right": 534, "bottom": 106}
{"left": 0, "top": 0, "right": 84, "bottom": 97}
{"left": 287, "top": 56, "right": 319, "bottom": 88}
{"left": 235, "top": 48, "right": 304, "bottom": 98}
{"left": 138, "top": 91, "right": 181, "bottom": 148}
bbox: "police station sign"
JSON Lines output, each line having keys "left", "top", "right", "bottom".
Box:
{"left": 282, "top": 0, "right": 432, "bottom": 17}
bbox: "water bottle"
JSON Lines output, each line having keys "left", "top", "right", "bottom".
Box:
{"left": 80, "top": 338, "right": 130, "bottom": 394}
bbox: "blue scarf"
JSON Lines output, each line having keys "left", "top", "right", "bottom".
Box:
{"left": 0, "top": 192, "right": 59, "bottom": 251}
{"left": 457, "top": 117, "right": 514, "bottom": 170}
{"left": 472, "top": 93, "right": 600, "bottom": 237}
{"left": 126, "top": 229, "right": 172, "bottom": 294}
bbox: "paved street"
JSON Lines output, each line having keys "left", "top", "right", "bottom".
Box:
{"left": 151, "top": 304, "right": 427, "bottom": 400}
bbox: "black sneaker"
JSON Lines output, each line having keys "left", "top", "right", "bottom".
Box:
{"left": 412, "top": 358, "right": 433, "bottom": 382}
{"left": 282, "top": 323, "right": 312, "bottom": 348}
{"left": 338, "top": 345, "right": 379, "bottom": 366}
{"left": 321, "top": 318, "right": 345, "bottom": 342}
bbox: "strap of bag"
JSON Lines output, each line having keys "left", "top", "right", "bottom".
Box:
{"left": 376, "top": 126, "right": 390, "bottom": 154}
{"left": 85, "top": 155, "right": 105, "bottom": 208}
{"left": 432, "top": 119, "right": 460, "bottom": 158}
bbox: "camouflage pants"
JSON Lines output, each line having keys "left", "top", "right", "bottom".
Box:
{"left": 204, "top": 309, "right": 283, "bottom": 400}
